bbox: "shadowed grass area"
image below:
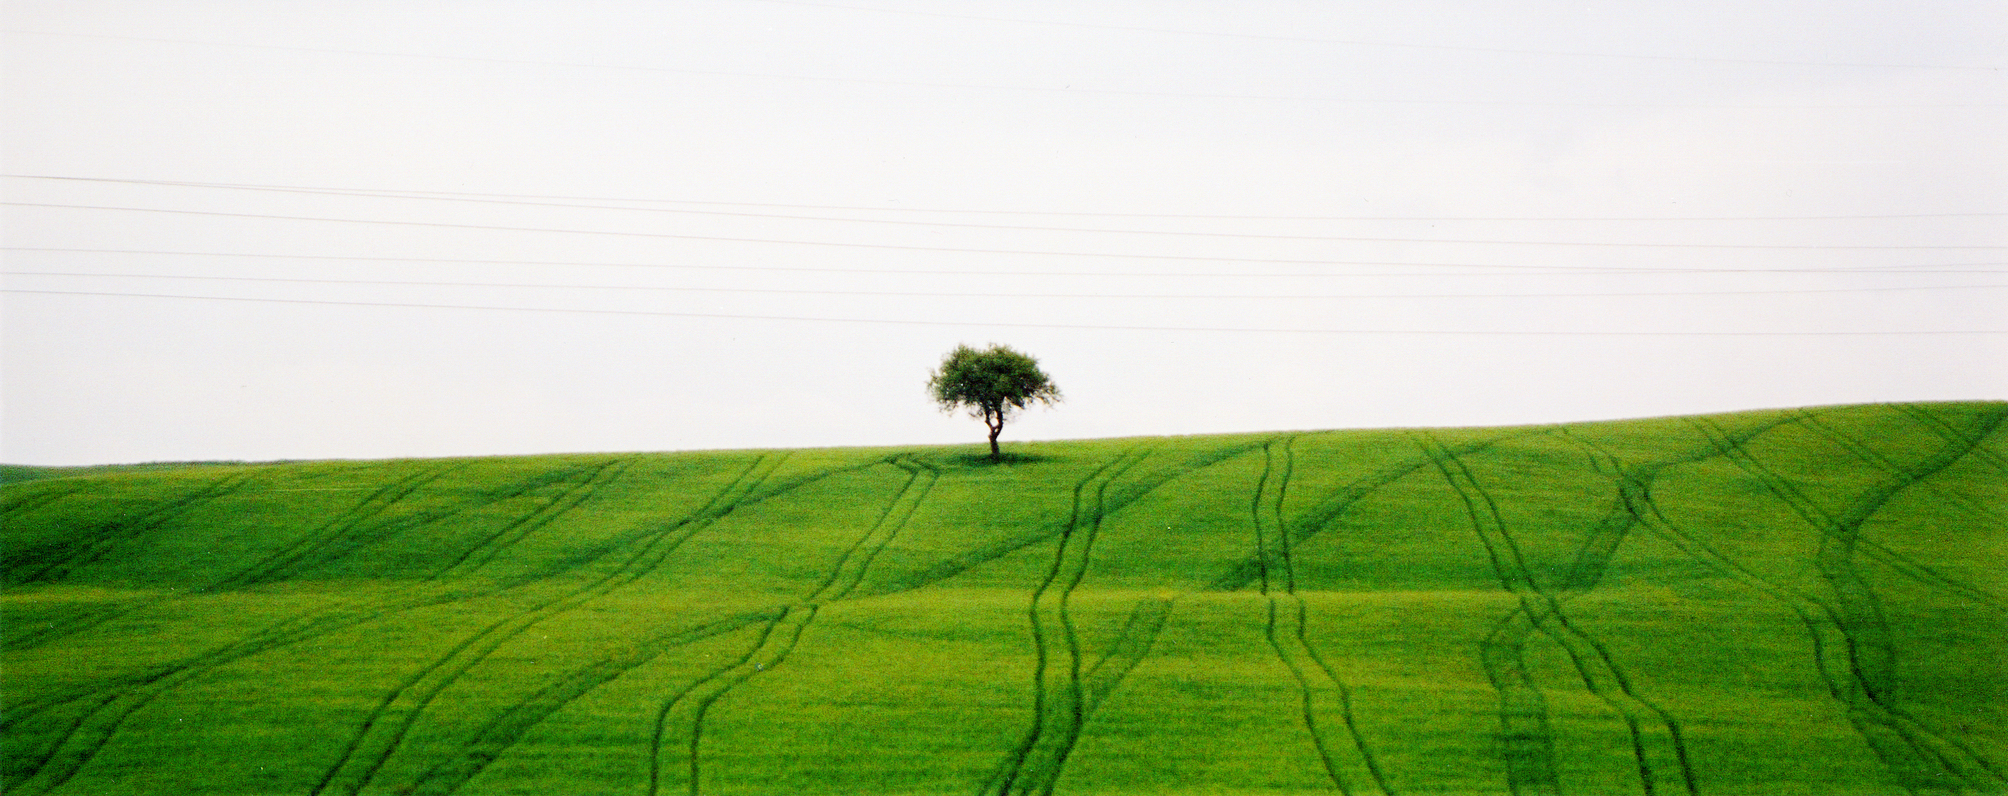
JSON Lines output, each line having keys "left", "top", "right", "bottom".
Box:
{"left": 2, "top": 402, "right": 2004, "bottom": 795}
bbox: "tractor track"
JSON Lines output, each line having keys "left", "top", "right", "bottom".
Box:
{"left": 8, "top": 453, "right": 866, "bottom": 796}
{"left": 3, "top": 471, "right": 259, "bottom": 587}
{"left": 308, "top": 454, "right": 784, "bottom": 796}
{"left": 398, "top": 610, "right": 781, "bottom": 796}
{"left": 1791, "top": 409, "right": 2008, "bottom": 612}
{"left": 363, "top": 452, "right": 930, "bottom": 796}
{"left": 11, "top": 410, "right": 1999, "bottom": 794}
{"left": 1422, "top": 432, "right": 1700, "bottom": 796}
{"left": 1882, "top": 407, "right": 2008, "bottom": 523}
{"left": 1689, "top": 411, "right": 2008, "bottom": 793}
{"left": 215, "top": 462, "right": 470, "bottom": 591}
{"left": 984, "top": 448, "right": 1153, "bottom": 796}
{"left": 1, "top": 459, "right": 622, "bottom": 728}
{"left": 426, "top": 459, "right": 633, "bottom": 581}
{"left": 875, "top": 443, "right": 1269, "bottom": 599}
{"left": 2, "top": 600, "right": 140, "bottom": 654}
{"left": 1252, "top": 437, "right": 1394, "bottom": 796}
{"left": 1418, "top": 434, "right": 1562, "bottom": 796}
{"left": 814, "top": 457, "right": 941, "bottom": 601}
{"left": 1076, "top": 596, "right": 1174, "bottom": 717}
{"left": 0, "top": 483, "right": 86, "bottom": 524}
{"left": 645, "top": 455, "right": 939, "bottom": 796}
{"left": 3, "top": 457, "right": 642, "bottom": 796}
{"left": 970, "top": 441, "right": 1339, "bottom": 796}
{"left": 0, "top": 579, "right": 492, "bottom": 795}
{"left": 1207, "top": 428, "right": 1553, "bottom": 593}
{"left": 1627, "top": 476, "right": 2003, "bottom": 794}
{"left": 97, "top": 452, "right": 915, "bottom": 796}
{"left": 539, "top": 443, "right": 1274, "bottom": 796}
{"left": 5, "top": 464, "right": 491, "bottom": 655}
{"left": 260, "top": 461, "right": 605, "bottom": 587}
{"left": 1895, "top": 404, "right": 2008, "bottom": 473}
{"left": 2, "top": 472, "right": 273, "bottom": 652}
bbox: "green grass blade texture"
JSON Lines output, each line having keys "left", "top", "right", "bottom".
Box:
{"left": 3, "top": 401, "right": 2005, "bottom": 796}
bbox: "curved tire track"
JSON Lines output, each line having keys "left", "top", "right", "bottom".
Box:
{"left": 426, "top": 459, "right": 632, "bottom": 580}
{"left": 358, "top": 453, "right": 897, "bottom": 796}
{"left": 1253, "top": 437, "right": 1394, "bottom": 796}
{"left": 5, "top": 464, "right": 475, "bottom": 655}
{"left": 1421, "top": 432, "right": 1698, "bottom": 796}
{"left": 880, "top": 442, "right": 1268, "bottom": 599}
{"left": 7, "top": 454, "right": 839, "bottom": 796}
{"left": 3, "top": 471, "right": 258, "bottom": 587}
{"left": 0, "top": 483, "right": 85, "bottom": 524}
{"left": 1208, "top": 428, "right": 1553, "bottom": 593}
{"left": 306, "top": 454, "right": 777, "bottom": 796}
{"left": 5, "top": 459, "right": 641, "bottom": 796}
{"left": 1689, "top": 412, "right": 2008, "bottom": 792}
{"left": 1792, "top": 409, "right": 2008, "bottom": 612}
{"left": 215, "top": 462, "right": 469, "bottom": 591}
{"left": 646, "top": 456, "right": 939, "bottom": 796}
{"left": 2, "top": 461, "right": 606, "bottom": 727}
{"left": 984, "top": 448, "right": 1152, "bottom": 796}
{"left": 2, "top": 471, "right": 267, "bottom": 653}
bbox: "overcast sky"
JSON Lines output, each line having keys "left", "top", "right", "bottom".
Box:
{"left": 3, "top": 1, "right": 2004, "bottom": 466}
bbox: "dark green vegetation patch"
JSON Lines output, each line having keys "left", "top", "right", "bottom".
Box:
{"left": 3, "top": 402, "right": 2004, "bottom": 795}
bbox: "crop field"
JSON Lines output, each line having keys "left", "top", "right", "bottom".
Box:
{"left": 2, "top": 402, "right": 2004, "bottom": 796}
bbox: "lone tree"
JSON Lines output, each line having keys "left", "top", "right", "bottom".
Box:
{"left": 928, "top": 344, "right": 1060, "bottom": 461}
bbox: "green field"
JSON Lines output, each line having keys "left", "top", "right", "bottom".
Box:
{"left": 3, "top": 402, "right": 2004, "bottom": 796}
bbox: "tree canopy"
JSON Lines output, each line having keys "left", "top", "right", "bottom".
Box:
{"left": 927, "top": 344, "right": 1060, "bottom": 461}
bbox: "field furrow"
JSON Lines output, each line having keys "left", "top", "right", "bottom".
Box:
{"left": 1691, "top": 411, "right": 2008, "bottom": 791}
{"left": 986, "top": 448, "right": 1150, "bottom": 796}
{"left": 427, "top": 457, "right": 633, "bottom": 580}
{"left": 310, "top": 453, "right": 790, "bottom": 796}
{"left": 401, "top": 609, "right": 782, "bottom": 796}
{"left": 1793, "top": 409, "right": 2008, "bottom": 611}
{"left": 1253, "top": 437, "right": 1395, "bottom": 796}
{"left": 648, "top": 456, "right": 940, "bottom": 796}
{"left": 0, "top": 483, "right": 83, "bottom": 523}
{"left": 3, "top": 453, "right": 798, "bottom": 795}
{"left": 1423, "top": 432, "right": 1705, "bottom": 796}
{"left": 3, "top": 470, "right": 258, "bottom": 587}
{"left": 6, "top": 457, "right": 639, "bottom": 796}
{"left": 1211, "top": 430, "right": 1545, "bottom": 593}
{"left": 648, "top": 606, "right": 816, "bottom": 796}
{"left": 2, "top": 402, "right": 2001, "bottom": 795}
{"left": 217, "top": 462, "right": 469, "bottom": 590}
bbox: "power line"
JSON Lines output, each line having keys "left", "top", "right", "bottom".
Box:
{"left": 0, "top": 245, "right": 1559, "bottom": 277}
{"left": 757, "top": 0, "right": 2007, "bottom": 72}
{"left": 18, "top": 177, "right": 2003, "bottom": 249}
{"left": 14, "top": 270, "right": 2003, "bottom": 300}
{"left": 14, "top": 174, "right": 2003, "bottom": 222}
{"left": 9, "top": 288, "right": 2001, "bottom": 336}
{"left": 10, "top": 28, "right": 1998, "bottom": 106}
{"left": 17, "top": 179, "right": 1774, "bottom": 246}
{"left": 10, "top": 202, "right": 2002, "bottom": 255}
{"left": 10, "top": 247, "right": 2002, "bottom": 277}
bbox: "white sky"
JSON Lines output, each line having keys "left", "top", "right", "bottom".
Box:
{"left": 3, "top": 1, "right": 2004, "bottom": 466}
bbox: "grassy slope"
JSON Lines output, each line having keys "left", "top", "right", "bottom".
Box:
{"left": 1, "top": 402, "right": 2004, "bottom": 796}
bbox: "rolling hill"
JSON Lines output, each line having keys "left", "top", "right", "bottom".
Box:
{"left": 3, "top": 402, "right": 2004, "bottom": 796}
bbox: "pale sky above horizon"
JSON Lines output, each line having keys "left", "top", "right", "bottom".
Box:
{"left": 3, "top": 1, "right": 2005, "bottom": 466}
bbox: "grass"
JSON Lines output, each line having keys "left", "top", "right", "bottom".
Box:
{"left": 2, "top": 401, "right": 2004, "bottom": 796}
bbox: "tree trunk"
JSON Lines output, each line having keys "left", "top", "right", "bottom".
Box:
{"left": 985, "top": 406, "right": 1004, "bottom": 461}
